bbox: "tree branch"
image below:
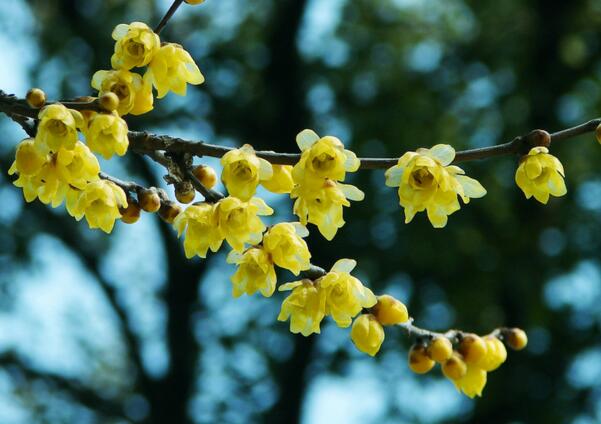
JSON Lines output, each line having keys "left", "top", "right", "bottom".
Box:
{"left": 154, "top": 0, "right": 186, "bottom": 35}
{"left": 2, "top": 91, "right": 597, "bottom": 171}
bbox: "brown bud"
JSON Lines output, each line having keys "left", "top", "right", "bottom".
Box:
{"left": 526, "top": 129, "right": 551, "bottom": 150}
{"left": 408, "top": 344, "right": 435, "bottom": 374}
{"left": 159, "top": 201, "right": 182, "bottom": 224}
{"left": 457, "top": 333, "right": 487, "bottom": 364}
{"left": 192, "top": 165, "right": 217, "bottom": 189}
{"left": 119, "top": 197, "right": 141, "bottom": 224}
{"left": 98, "top": 92, "right": 120, "bottom": 112}
{"left": 26, "top": 88, "right": 46, "bottom": 108}
{"left": 175, "top": 181, "right": 196, "bottom": 204}
{"left": 138, "top": 188, "right": 162, "bottom": 213}
{"left": 504, "top": 328, "right": 528, "bottom": 351}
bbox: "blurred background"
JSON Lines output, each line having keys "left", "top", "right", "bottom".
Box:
{"left": 1, "top": 0, "right": 601, "bottom": 422}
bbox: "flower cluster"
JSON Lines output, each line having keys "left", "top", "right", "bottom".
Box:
{"left": 92, "top": 21, "right": 204, "bottom": 118}
{"left": 406, "top": 328, "right": 527, "bottom": 398}
{"left": 277, "top": 259, "right": 377, "bottom": 336}
{"left": 291, "top": 130, "right": 363, "bottom": 240}
{"left": 8, "top": 105, "right": 128, "bottom": 233}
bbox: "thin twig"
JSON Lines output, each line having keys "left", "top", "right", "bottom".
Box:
{"left": 154, "top": 0, "right": 186, "bottom": 34}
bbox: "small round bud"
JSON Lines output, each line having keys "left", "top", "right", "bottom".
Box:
{"left": 119, "top": 197, "right": 141, "bottom": 224}
{"left": 505, "top": 328, "right": 528, "bottom": 351}
{"left": 98, "top": 92, "right": 120, "bottom": 112}
{"left": 427, "top": 336, "right": 453, "bottom": 363}
{"left": 408, "top": 344, "right": 435, "bottom": 374}
{"left": 159, "top": 201, "right": 182, "bottom": 223}
{"left": 185, "top": 0, "right": 205, "bottom": 4}
{"left": 175, "top": 182, "right": 196, "bottom": 204}
{"left": 458, "top": 334, "right": 488, "bottom": 364}
{"left": 192, "top": 165, "right": 217, "bottom": 189}
{"left": 350, "top": 313, "right": 385, "bottom": 357}
{"left": 26, "top": 88, "right": 46, "bottom": 108}
{"left": 442, "top": 353, "right": 467, "bottom": 380}
{"left": 595, "top": 123, "right": 601, "bottom": 145}
{"left": 138, "top": 188, "right": 161, "bottom": 213}
{"left": 371, "top": 294, "right": 409, "bottom": 325}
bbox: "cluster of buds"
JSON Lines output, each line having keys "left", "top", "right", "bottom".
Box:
{"left": 407, "top": 328, "right": 528, "bottom": 398}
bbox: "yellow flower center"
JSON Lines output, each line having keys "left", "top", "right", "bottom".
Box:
{"left": 112, "top": 83, "right": 130, "bottom": 100}
{"left": 125, "top": 40, "right": 144, "bottom": 58}
{"left": 232, "top": 161, "right": 254, "bottom": 181}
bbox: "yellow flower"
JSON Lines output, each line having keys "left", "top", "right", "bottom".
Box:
{"left": 277, "top": 279, "right": 326, "bottom": 336}
{"left": 292, "top": 179, "right": 364, "bottom": 240}
{"left": 515, "top": 146, "right": 566, "bottom": 204}
{"left": 319, "top": 259, "right": 377, "bottom": 327}
{"left": 452, "top": 364, "right": 487, "bottom": 398}
{"left": 262, "top": 222, "right": 311, "bottom": 275}
{"left": 350, "top": 314, "right": 385, "bottom": 356}
{"left": 262, "top": 165, "right": 294, "bottom": 194}
{"left": 85, "top": 112, "right": 129, "bottom": 159}
{"left": 69, "top": 180, "right": 128, "bottom": 233}
{"left": 91, "top": 69, "right": 153, "bottom": 116}
{"left": 221, "top": 145, "right": 273, "bottom": 201}
{"left": 9, "top": 138, "right": 46, "bottom": 176}
{"left": 478, "top": 335, "right": 507, "bottom": 372}
{"left": 216, "top": 196, "right": 273, "bottom": 252}
{"left": 35, "top": 104, "right": 84, "bottom": 152}
{"left": 9, "top": 141, "right": 99, "bottom": 207}
{"left": 173, "top": 202, "right": 223, "bottom": 258}
{"left": 111, "top": 22, "right": 160, "bottom": 70}
{"left": 226, "top": 248, "right": 276, "bottom": 297}
{"left": 385, "top": 144, "right": 486, "bottom": 228}
{"left": 292, "top": 129, "right": 360, "bottom": 186}
{"left": 145, "top": 43, "right": 204, "bottom": 98}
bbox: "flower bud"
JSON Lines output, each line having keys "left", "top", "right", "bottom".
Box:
{"left": 371, "top": 294, "right": 409, "bottom": 325}
{"left": 138, "top": 188, "right": 161, "bottom": 213}
{"left": 350, "top": 314, "right": 385, "bottom": 357}
{"left": 478, "top": 335, "right": 507, "bottom": 371}
{"left": 185, "top": 0, "right": 205, "bottom": 4}
{"left": 192, "top": 165, "right": 218, "bottom": 189}
{"left": 98, "top": 92, "right": 120, "bottom": 112}
{"left": 442, "top": 353, "right": 467, "bottom": 380}
{"left": 159, "top": 201, "right": 182, "bottom": 223}
{"left": 26, "top": 88, "right": 46, "bottom": 108}
{"left": 175, "top": 181, "right": 196, "bottom": 204}
{"left": 505, "top": 328, "right": 528, "bottom": 351}
{"left": 458, "top": 334, "right": 487, "bottom": 364}
{"left": 427, "top": 336, "right": 453, "bottom": 363}
{"left": 120, "top": 197, "right": 141, "bottom": 224}
{"left": 408, "top": 344, "right": 435, "bottom": 374}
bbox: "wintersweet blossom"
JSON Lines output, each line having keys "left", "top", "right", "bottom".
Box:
{"left": 85, "top": 112, "right": 129, "bottom": 159}
{"left": 91, "top": 69, "right": 153, "bottom": 116}
{"left": 319, "top": 259, "right": 377, "bottom": 328}
{"left": 35, "top": 104, "right": 84, "bottom": 152}
{"left": 278, "top": 279, "right": 326, "bottom": 336}
{"left": 220, "top": 145, "right": 273, "bottom": 201}
{"left": 145, "top": 43, "right": 204, "bottom": 98}
{"left": 173, "top": 202, "right": 223, "bottom": 258}
{"left": 261, "top": 165, "right": 294, "bottom": 194}
{"left": 215, "top": 196, "right": 273, "bottom": 252}
{"left": 111, "top": 22, "right": 160, "bottom": 70}
{"left": 68, "top": 180, "right": 127, "bottom": 233}
{"left": 262, "top": 222, "right": 311, "bottom": 275}
{"left": 350, "top": 314, "right": 385, "bottom": 356}
{"left": 292, "top": 179, "right": 364, "bottom": 240}
{"left": 385, "top": 144, "right": 486, "bottom": 228}
{"left": 226, "top": 248, "right": 276, "bottom": 298}
{"left": 515, "top": 146, "right": 566, "bottom": 204}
